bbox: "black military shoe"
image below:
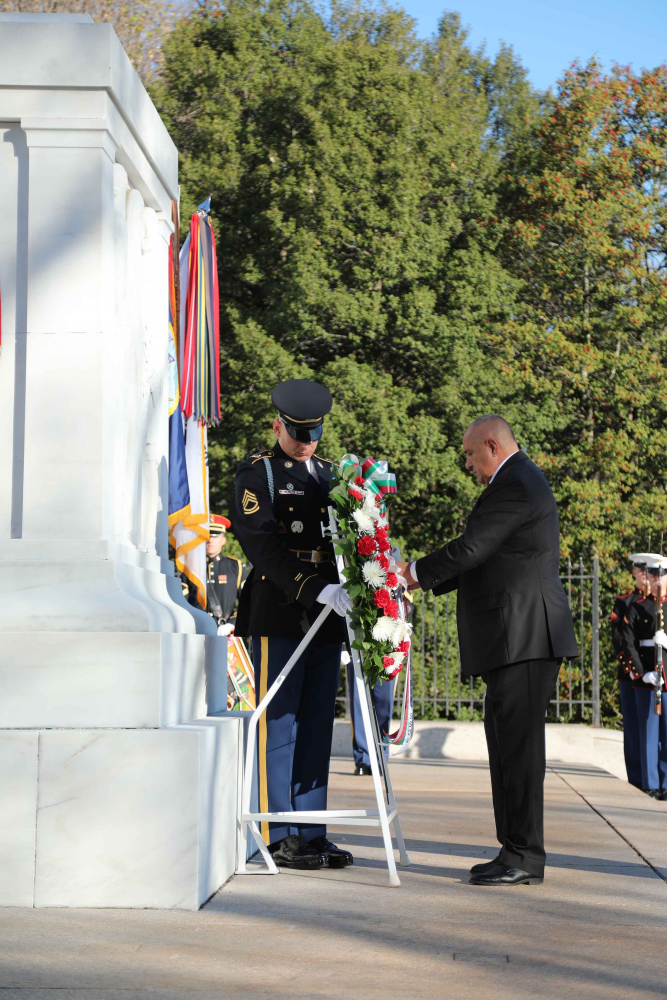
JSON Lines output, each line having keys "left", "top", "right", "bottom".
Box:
{"left": 469, "top": 863, "right": 543, "bottom": 886}
{"left": 309, "top": 836, "right": 354, "bottom": 868}
{"left": 645, "top": 789, "right": 660, "bottom": 798}
{"left": 658, "top": 789, "right": 667, "bottom": 801}
{"left": 470, "top": 855, "right": 501, "bottom": 875}
{"left": 269, "top": 835, "right": 325, "bottom": 870}
{"left": 353, "top": 764, "right": 372, "bottom": 776}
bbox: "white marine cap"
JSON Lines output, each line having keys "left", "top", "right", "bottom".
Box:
{"left": 629, "top": 552, "right": 658, "bottom": 566}
{"left": 645, "top": 555, "right": 667, "bottom": 572}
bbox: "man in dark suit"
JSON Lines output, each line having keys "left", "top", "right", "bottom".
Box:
{"left": 398, "top": 415, "right": 578, "bottom": 886}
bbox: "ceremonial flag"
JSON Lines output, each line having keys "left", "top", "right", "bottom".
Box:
{"left": 169, "top": 199, "right": 220, "bottom": 609}
{"left": 167, "top": 227, "right": 191, "bottom": 550}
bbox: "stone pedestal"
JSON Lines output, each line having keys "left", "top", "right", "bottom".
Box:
{"left": 0, "top": 14, "right": 240, "bottom": 909}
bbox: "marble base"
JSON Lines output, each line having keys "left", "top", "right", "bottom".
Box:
{"left": 0, "top": 631, "right": 227, "bottom": 728}
{"left": 0, "top": 717, "right": 242, "bottom": 910}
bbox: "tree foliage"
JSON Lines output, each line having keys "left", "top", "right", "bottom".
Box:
{"left": 155, "top": 2, "right": 667, "bottom": 723}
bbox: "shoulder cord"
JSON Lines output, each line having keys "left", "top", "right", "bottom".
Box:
{"left": 262, "top": 456, "right": 275, "bottom": 503}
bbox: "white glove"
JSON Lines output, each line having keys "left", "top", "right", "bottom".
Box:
{"left": 643, "top": 671, "right": 658, "bottom": 686}
{"left": 340, "top": 650, "right": 351, "bottom": 666}
{"left": 217, "top": 622, "right": 234, "bottom": 636}
{"left": 317, "top": 583, "right": 352, "bottom": 617}
{"left": 654, "top": 630, "right": 667, "bottom": 649}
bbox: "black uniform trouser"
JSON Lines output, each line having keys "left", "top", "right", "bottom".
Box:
{"left": 482, "top": 658, "right": 561, "bottom": 878}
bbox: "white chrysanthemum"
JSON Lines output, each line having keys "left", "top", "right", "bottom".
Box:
{"left": 362, "top": 489, "right": 382, "bottom": 521}
{"left": 352, "top": 508, "right": 375, "bottom": 534}
{"left": 390, "top": 652, "right": 405, "bottom": 669}
{"left": 391, "top": 620, "right": 413, "bottom": 646}
{"left": 362, "top": 560, "right": 386, "bottom": 589}
{"left": 372, "top": 616, "right": 396, "bottom": 642}
{"left": 375, "top": 514, "right": 388, "bottom": 530}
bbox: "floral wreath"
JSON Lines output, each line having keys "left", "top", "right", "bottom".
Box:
{"left": 328, "top": 454, "right": 412, "bottom": 687}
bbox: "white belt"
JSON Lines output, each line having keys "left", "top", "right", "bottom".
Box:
{"left": 640, "top": 639, "right": 655, "bottom": 647}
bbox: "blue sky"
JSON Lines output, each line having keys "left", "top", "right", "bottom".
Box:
{"left": 403, "top": 0, "right": 667, "bottom": 91}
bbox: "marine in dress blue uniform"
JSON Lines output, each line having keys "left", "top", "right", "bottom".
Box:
{"left": 610, "top": 555, "right": 647, "bottom": 789}
{"left": 621, "top": 557, "right": 667, "bottom": 799}
{"left": 232, "top": 380, "right": 354, "bottom": 870}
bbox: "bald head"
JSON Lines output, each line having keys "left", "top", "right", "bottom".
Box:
{"left": 462, "top": 414, "right": 519, "bottom": 485}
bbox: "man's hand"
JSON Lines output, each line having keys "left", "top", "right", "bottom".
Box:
{"left": 654, "top": 629, "right": 667, "bottom": 649}
{"left": 396, "top": 561, "right": 419, "bottom": 590}
{"left": 643, "top": 671, "right": 658, "bottom": 686}
{"left": 317, "top": 583, "right": 352, "bottom": 617}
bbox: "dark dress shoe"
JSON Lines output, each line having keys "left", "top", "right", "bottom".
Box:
{"left": 469, "top": 863, "right": 543, "bottom": 886}
{"left": 309, "top": 836, "right": 354, "bottom": 867}
{"left": 268, "top": 835, "right": 324, "bottom": 870}
{"left": 659, "top": 790, "right": 667, "bottom": 801}
{"left": 644, "top": 789, "right": 660, "bottom": 798}
{"left": 470, "top": 855, "right": 501, "bottom": 875}
{"left": 353, "top": 764, "right": 372, "bottom": 776}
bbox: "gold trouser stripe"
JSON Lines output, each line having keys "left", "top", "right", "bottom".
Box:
{"left": 258, "top": 637, "right": 270, "bottom": 844}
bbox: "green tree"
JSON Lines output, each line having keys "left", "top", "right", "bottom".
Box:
{"left": 155, "top": 1, "right": 537, "bottom": 556}
{"left": 496, "top": 62, "right": 667, "bottom": 722}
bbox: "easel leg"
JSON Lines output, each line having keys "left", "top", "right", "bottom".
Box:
{"left": 370, "top": 705, "right": 411, "bottom": 869}
{"left": 353, "top": 666, "right": 401, "bottom": 887}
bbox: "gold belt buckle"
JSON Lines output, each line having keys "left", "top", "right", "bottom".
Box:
{"left": 312, "top": 550, "right": 322, "bottom": 564}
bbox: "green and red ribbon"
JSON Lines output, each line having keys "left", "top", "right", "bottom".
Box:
{"left": 340, "top": 454, "right": 397, "bottom": 502}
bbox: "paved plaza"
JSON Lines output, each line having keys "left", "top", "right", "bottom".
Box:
{"left": 1, "top": 755, "right": 666, "bottom": 999}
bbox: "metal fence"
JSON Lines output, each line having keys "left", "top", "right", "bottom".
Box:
{"left": 393, "top": 556, "right": 601, "bottom": 727}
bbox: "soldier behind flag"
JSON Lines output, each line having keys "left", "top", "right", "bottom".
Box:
{"left": 610, "top": 554, "right": 648, "bottom": 789}
{"left": 622, "top": 555, "right": 667, "bottom": 799}
{"left": 182, "top": 514, "right": 247, "bottom": 634}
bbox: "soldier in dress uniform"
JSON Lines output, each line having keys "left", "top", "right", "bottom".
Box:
{"left": 622, "top": 556, "right": 667, "bottom": 799}
{"left": 232, "top": 379, "right": 354, "bottom": 870}
{"left": 610, "top": 555, "right": 648, "bottom": 789}
{"left": 182, "top": 514, "right": 247, "bottom": 635}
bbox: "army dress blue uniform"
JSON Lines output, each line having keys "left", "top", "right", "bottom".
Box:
{"left": 347, "top": 666, "right": 395, "bottom": 773}
{"left": 232, "top": 380, "right": 352, "bottom": 870}
{"left": 622, "top": 593, "right": 667, "bottom": 796}
{"left": 610, "top": 588, "right": 643, "bottom": 789}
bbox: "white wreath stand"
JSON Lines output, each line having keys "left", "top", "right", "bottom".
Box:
{"left": 235, "top": 515, "right": 410, "bottom": 886}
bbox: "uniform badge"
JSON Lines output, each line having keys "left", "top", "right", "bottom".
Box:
{"left": 284, "top": 461, "right": 293, "bottom": 468}
{"left": 218, "top": 574, "right": 228, "bottom": 584}
{"left": 242, "top": 489, "right": 259, "bottom": 514}
{"left": 287, "top": 484, "right": 294, "bottom": 490}
{"left": 291, "top": 521, "right": 304, "bottom": 533}
{"left": 279, "top": 488, "right": 304, "bottom": 495}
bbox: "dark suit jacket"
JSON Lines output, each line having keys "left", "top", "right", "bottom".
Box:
{"left": 415, "top": 451, "right": 578, "bottom": 676}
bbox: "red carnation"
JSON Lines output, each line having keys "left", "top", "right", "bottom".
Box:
{"left": 377, "top": 536, "right": 391, "bottom": 553}
{"left": 348, "top": 488, "right": 363, "bottom": 502}
{"left": 382, "top": 656, "right": 395, "bottom": 670}
{"left": 378, "top": 553, "right": 389, "bottom": 571}
{"left": 375, "top": 524, "right": 388, "bottom": 537}
{"left": 386, "top": 663, "right": 402, "bottom": 679}
{"left": 396, "top": 640, "right": 410, "bottom": 654}
{"left": 386, "top": 572, "right": 398, "bottom": 588}
{"left": 355, "top": 476, "right": 365, "bottom": 487}
{"left": 385, "top": 600, "right": 399, "bottom": 620}
{"left": 374, "top": 588, "right": 391, "bottom": 609}
{"left": 357, "top": 536, "right": 376, "bottom": 556}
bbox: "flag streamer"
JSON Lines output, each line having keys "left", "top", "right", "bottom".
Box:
{"left": 169, "top": 201, "right": 221, "bottom": 609}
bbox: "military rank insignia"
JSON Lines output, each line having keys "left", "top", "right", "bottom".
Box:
{"left": 218, "top": 574, "right": 228, "bottom": 584}
{"left": 242, "top": 489, "right": 259, "bottom": 514}
{"left": 291, "top": 521, "right": 304, "bottom": 533}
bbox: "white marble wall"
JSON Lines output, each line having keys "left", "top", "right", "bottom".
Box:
{"left": 0, "top": 15, "right": 237, "bottom": 909}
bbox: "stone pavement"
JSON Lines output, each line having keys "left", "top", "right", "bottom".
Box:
{"left": 1, "top": 755, "right": 667, "bottom": 1000}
